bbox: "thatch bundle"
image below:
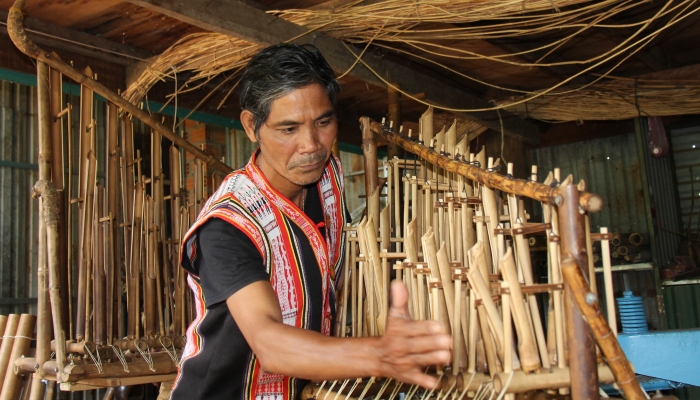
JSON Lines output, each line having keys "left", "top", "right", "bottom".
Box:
{"left": 500, "top": 76, "right": 700, "bottom": 121}
{"left": 122, "top": 0, "right": 700, "bottom": 124}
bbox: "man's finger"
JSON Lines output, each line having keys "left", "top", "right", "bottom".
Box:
{"left": 385, "top": 319, "right": 445, "bottom": 337}
{"left": 409, "top": 349, "right": 452, "bottom": 367}
{"left": 388, "top": 280, "right": 411, "bottom": 319}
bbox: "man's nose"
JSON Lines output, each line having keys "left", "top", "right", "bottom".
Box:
{"left": 297, "top": 125, "right": 323, "bottom": 153}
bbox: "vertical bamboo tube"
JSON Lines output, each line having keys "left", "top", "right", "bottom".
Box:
{"left": 387, "top": 83, "right": 401, "bottom": 161}
{"left": 501, "top": 281, "right": 515, "bottom": 400}
{"left": 500, "top": 249, "right": 541, "bottom": 372}
{"left": 422, "top": 231, "right": 451, "bottom": 332}
{"left": 393, "top": 160, "right": 402, "bottom": 252}
{"left": 48, "top": 65, "right": 70, "bottom": 339}
{"left": 0, "top": 314, "right": 36, "bottom": 400}
{"left": 170, "top": 146, "right": 183, "bottom": 336}
{"left": 75, "top": 68, "right": 94, "bottom": 342}
{"left": 106, "top": 103, "right": 119, "bottom": 343}
{"left": 557, "top": 184, "right": 599, "bottom": 400}
{"left": 128, "top": 181, "right": 144, "bottom": 339}
{"left": 94, "top": 185, "right": 106, "bottom": 345}
{"left": 0, "top": 315, "right": 19, "bottom": 393}
{"left": 31, "top": 61, "right": 51, "bottom": 400}
{"left": 600, "top": 227, "right": 617, "bottom": 337}
{"left": 145, "top": 197, "right": 157, "bottom": 336}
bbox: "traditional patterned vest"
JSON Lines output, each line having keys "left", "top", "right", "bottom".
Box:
{"left": 179, "top": 150, "right": 347, "bottom": 400}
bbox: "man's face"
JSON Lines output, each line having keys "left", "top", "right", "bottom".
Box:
{"left": 241, "top": 83, "right": 337, "bottom": 198}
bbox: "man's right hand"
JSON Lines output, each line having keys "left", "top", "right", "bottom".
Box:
{"left": 375, "top": 280, "right": 452, "bottom": 388}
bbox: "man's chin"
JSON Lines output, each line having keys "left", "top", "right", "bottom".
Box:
{"left": 290, "top": 170, "right": 325, "bottom": 187}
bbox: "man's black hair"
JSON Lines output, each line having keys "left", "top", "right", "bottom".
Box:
{"left": 239, "top": 43, "right": 340, "bottom": 135}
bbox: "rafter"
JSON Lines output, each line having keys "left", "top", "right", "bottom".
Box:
{"left": 0, "top": 9, "right": 153, "bottom": 66}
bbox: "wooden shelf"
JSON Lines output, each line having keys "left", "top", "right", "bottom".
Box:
{"left": 593, "top": 262, "right": 653, "bottom": 273}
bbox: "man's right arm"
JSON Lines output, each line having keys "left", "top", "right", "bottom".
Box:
{"left": 227, "top": 280, "right": 452, "bottom": 388}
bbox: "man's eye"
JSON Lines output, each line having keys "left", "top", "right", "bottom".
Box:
{"left": 317, "top": 119, "right": 331, "bottom": 127}
{"left": 280, "top": 127, "right": 297, "bottom": 134}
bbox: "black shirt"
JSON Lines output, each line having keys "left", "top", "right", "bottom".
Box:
{"left": 172, "top": 186, "right": 327, "bottom": 400}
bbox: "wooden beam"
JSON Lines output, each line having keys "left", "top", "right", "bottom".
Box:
{"left": 0, "top": 9, "right": 153, "bottom": 66}
{"left": 123, "top": 0, "right": 539, "bottom": 144}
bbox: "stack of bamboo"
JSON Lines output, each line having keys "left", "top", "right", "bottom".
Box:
{"left": 609, "top": 233, "right": 652, "bottom": 265}
{"left": 305, "top": 109, "right": 648, "bottom": 400}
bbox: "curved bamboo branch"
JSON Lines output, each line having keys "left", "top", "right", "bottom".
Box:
{"left": 362, "top": 117, "right": 602, "bottom": 212}
{"left": 7, "top": 0, "right": 233, "bottom": 175}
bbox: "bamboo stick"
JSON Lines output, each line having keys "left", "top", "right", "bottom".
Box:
{"left": 500, "top": 248, "right": 541, "bottom": 373}
{"left": 560, "top": 256, "right": 645, "bottom": 400}
{"left": 600, "top": 227, "right": 617, "bottom": 337}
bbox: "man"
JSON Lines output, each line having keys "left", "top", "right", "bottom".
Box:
{"left": 171, "top": 43, "right": 451, "bottom": 400}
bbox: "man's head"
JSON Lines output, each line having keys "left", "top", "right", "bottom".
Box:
{"left": 238, "top": 44, "right": 340, "bottom": 198}
{"left": 239, "top": 43, "right": 340, "bottom": 138}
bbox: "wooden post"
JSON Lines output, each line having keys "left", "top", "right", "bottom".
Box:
{"left": 557, "top": 184, "right": 599, "bottom": 400}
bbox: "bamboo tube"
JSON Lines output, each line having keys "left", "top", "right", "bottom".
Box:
{"left": 405, "top": 219, "right": 423, "bottom": 320}
{"left": 128, "top": 181, "right": 144, "bottom": 339}
{"left": 0, "top": 315, "right": 19, "bottom": 393}
{"left": 629, "top": 232, "right": 650, "bottom": 246}
{"left": 94, "top": 186, "right": 106, "bottom": 345}
{"left": 501, "top": 281, "right": 515, "bottom": 400}
{"left": 170, "top": 146, "right": 183, "bottom": 336}
{"left": 493, "top": 365, "right": 615, "bottom": 393}
{"left": 453, "top": 269, "right": 464, "bottom": 372}
{"left": 481, "top": 158, "right": 500, "bottom": 271}
{"left": 393, "top": 160, "right": 402, "bottom": 252}
{"left": 105, "top": 102, "right": 119, "bottom": 343}
{"left": 500, "top": 249, "right": 541, "bottom": 373}
{"left": 0, "top": 314, "right": 36, "bottom": 400}
{"left": 380, "top": 206, "right": 391, "bottom": 260}
{"left": 585, "top": 215, "right": 598, "bottom": 295}
{"left": 145, "top": 197, "right": 157, "bottom": 336}
{"left": 422, "top": 231, "right": 451, "bottom": 333}
{"left": 600, "top": 227, "right": 617, "bottom": 337}
{"left": 33, "top": 181, "right": 67, "bottom": 382}
{"left": 360, "top": 217, "right": 386, "bottom": 333}
{"left": 366, "top": 119, "right": 602, "bottom": 212}
{"left": 467, "top": 245, "right": 504, "bottom": 356}
{"left": 560, "top": 256, "right": 645, "bottom": 400}
{"left": 31, "top": 60, "right": 52, "bottom": 400}
{"left": 49, "top": 65, "right": 71, "bottom": 342}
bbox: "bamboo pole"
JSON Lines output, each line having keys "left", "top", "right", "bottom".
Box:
{"left": 106, "top": 102, "right": 119, "bottom": 344}
{"left": 365, "top": 119, "right": 602, "bottom": 212}
{"left": 0, "top": 314, "right": 36, "bottom": 400}
{"left": 30, "top": 60, "right": 51, "bottom": 400}
{"left": 600, "top": 227, "right": 617, "bottom": 337}
{"left": 560, "top": 256, "right": 645, "bottom": 400}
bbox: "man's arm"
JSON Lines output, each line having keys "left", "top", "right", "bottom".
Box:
{"left": 227, "top": 280, "right": 452, "bottom": 388}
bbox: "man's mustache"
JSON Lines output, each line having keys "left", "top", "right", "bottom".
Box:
{"left": 288, "top": 151, "right": 328, "bottom": 168}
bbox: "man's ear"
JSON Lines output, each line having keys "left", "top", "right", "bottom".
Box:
{"left": 240, "top": 110, "right": 258, "bottom": 143}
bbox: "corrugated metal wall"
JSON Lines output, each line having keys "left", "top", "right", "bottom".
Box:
{"left": 529, "top": 133, "right": 662, "bottom": 329}
{"left": 662, "top": 124, "right": 700, "bottom": 399}
{"left": 0, "top": 80, "right": 38, "bottom": 316}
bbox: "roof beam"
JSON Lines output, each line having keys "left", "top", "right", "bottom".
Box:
{"left": 124, "top": 0, "right": 539, "bottom": 144}
{"left": 0, "top": 9, "right": 153, "bottom": 66}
